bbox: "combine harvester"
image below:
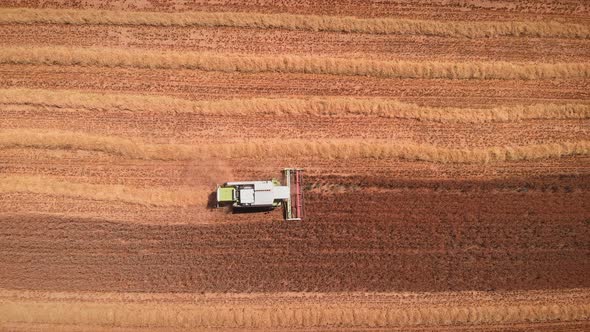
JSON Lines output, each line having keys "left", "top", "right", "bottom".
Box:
{"left": 215, "top": 168, "right": 304, "bottom": 221}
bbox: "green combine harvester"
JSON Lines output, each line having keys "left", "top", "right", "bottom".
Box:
{"left": 216, "top": 168, "right": 304, "bottom": 221}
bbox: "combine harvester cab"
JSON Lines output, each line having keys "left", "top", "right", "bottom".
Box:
{"left": 216, "top": 168, "right": 304, "bottom": 221}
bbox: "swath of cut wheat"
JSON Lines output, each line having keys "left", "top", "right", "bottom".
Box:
{"left": 0, "top": 175, "right": 208, "bottom": 207}
{"left": 1, "top": 8, "right": 588, "bottom": 38}
{"left": 0, "top": 288, "right": 589, "bottom": 329}
{"left": 2, "top": 88, "right": 589, "bottom": 123}
{"left": 1, "top": 129, "right": 589, "bottom": 163}
{"left": 1, "top": 47, "right": 588, "bottom": 80}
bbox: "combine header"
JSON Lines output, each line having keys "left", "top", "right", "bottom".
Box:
{"left": 216, "top": 168, "right": 304, "bottom": 221}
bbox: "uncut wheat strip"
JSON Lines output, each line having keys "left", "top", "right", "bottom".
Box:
{"left": 2, "top": 88, "right": 590, "bottom": 123}
{"left": 0, "top": 175, "right": 207, "bottom": 207}
{"left": 1, "top": 8, "right": 588, "bottom": 39}
{"left": 1, "top": 47, "right": 588, "bottom": 80}
{"left": 1, "top": 129, "right": 589, "bottom": 163}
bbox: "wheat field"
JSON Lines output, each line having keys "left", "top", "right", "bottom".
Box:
{"left": 0, "top": 1, "right": 589, "bottom": 331}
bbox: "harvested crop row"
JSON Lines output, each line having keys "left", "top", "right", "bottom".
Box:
{"left": 1, "top": 290, "right": 589, "bottom": 329}
{"left": 1, "top": 129, "right": 589, "bottom": 163}
{"left": 2, "top": 88, "right": 589, "bottom": 123}
{"left": 0, "top": 175, "right": 208, "bottom": 207}
{"left": 2, "top": 47, "right": 588, "bottom": 80}
{"left": 1, "top": 8, "right": 588, "bottom": 39}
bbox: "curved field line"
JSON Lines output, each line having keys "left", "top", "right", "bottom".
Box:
{"left": 2, "top": 88, "right": 590, "bottom": 123}
{"left": 1, "top": 129, "right": 589, "bottom": 163}
{"left": 1, "top": 47, "right": 588, "bottom": 80}
{"left": 0, "top": 8, "right": 588, "bottom": 39}
{"left": 0, "top": 175, "right": 208, "bottom": 207}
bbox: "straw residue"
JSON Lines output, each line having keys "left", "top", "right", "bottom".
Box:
{"left": 0, "top": 175, "right": 207, "bottom": 207}
{"left": 1, "top": 47, "right": 588, "bottom": 80}
{"left": 1, "top": 129, "right": 588, "bottom": 163}
{"left": 2, "top": 88, "right": 589, "bottom": 123}
{"left": 0, "top": 8, "right": 588, "bottom": 39}
{"left": 0, "top": 291, "right": 588, "bottom": 328}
